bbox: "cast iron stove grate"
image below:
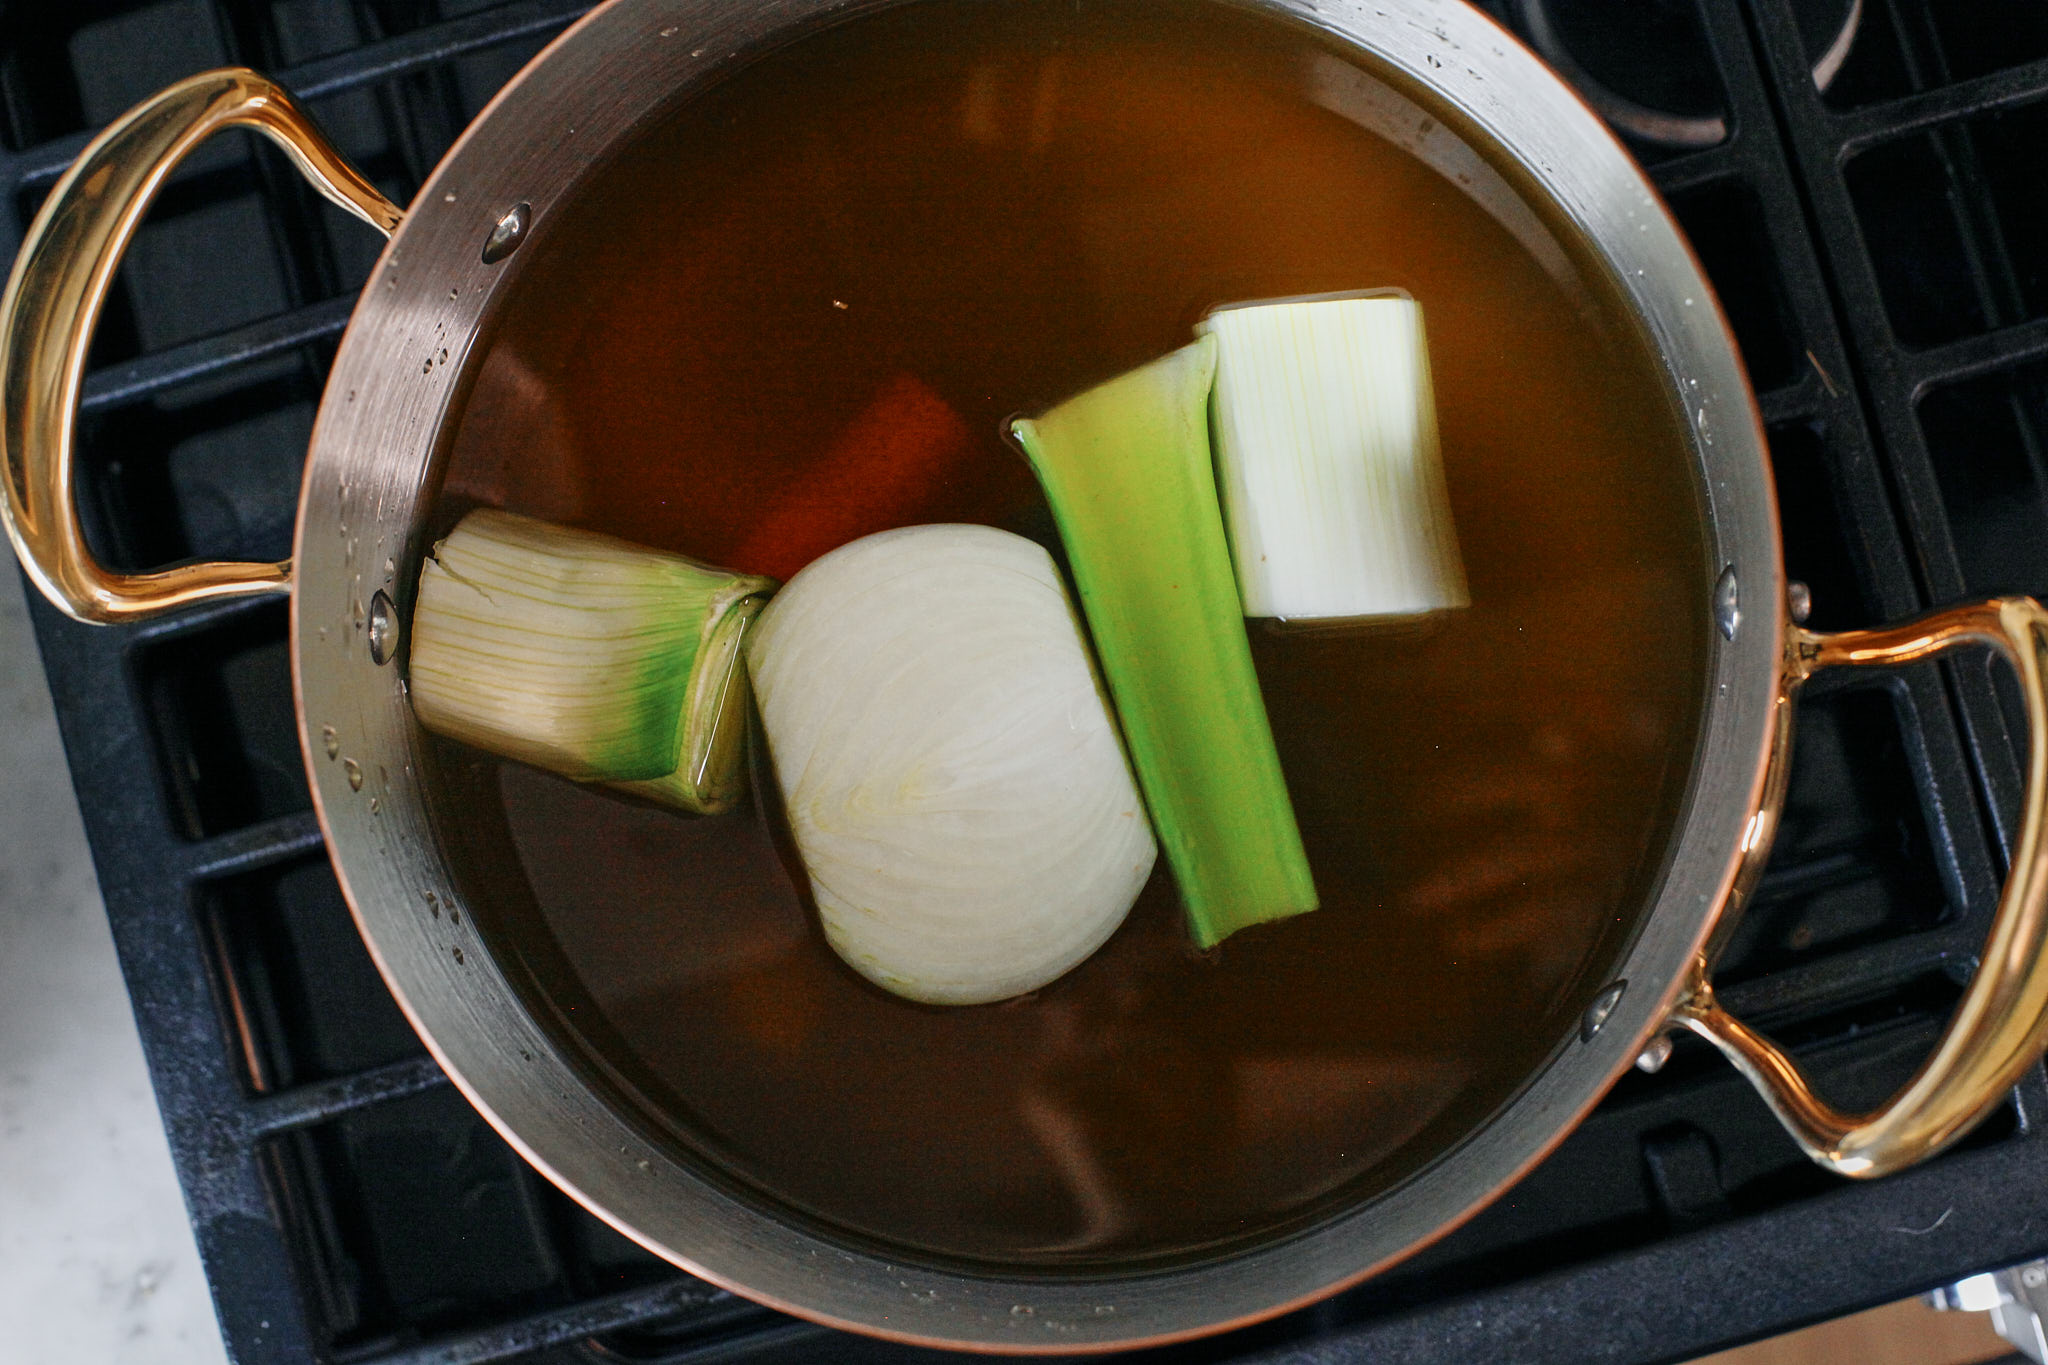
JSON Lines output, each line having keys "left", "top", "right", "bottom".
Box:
{"left": 11, "top": 0, "right": 2048, "bottom": 1360}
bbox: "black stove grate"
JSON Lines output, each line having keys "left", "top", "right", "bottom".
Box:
{"left": 15, "top": 1, "right": 2048, "bottom": 1361}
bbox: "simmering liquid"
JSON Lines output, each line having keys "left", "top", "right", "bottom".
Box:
{"left": 430, "top": 0, "right": 1708, "bottom": 1267}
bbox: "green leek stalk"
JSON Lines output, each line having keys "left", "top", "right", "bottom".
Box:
{"left": 1010, "top": 336, "right": 1317, "bottom": 947}
{"left": 409, "top": 508, "right": 773, "bottom": 813}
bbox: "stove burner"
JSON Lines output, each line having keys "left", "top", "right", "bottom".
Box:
{"left": 1517, "top": 0, "right": 1862, "bottom": 147}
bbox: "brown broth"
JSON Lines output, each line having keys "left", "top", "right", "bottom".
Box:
{"left": 432, "top": 0, "right": 1709, "bottom": 1268}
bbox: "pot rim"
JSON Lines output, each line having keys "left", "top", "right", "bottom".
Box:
{"left": 290, "top": 0, "right": 1783, "bottom": 1350}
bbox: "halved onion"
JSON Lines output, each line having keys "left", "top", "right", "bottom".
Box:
{"left": 744, "top": 524, "right": 1156, "bottom": 1005}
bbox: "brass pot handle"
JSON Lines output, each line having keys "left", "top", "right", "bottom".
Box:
{"left": 1680, "top": 596, "right": 2048, "bottom": 1178}
{"left": 0, "top": 68, "right": 401, "bottom": 624}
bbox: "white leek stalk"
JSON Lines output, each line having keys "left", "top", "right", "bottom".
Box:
{"left": 1197, "top": 292, "right": 1467, "bottom": 619}
{"left": 409, "top": 508, "right": 773, "bottom": 813}
{"left": 744, "top": 524, "right": 1156, "bottom": 1006}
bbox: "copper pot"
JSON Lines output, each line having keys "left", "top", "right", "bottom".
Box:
{"left": 7, "top": 0, "right": 2048, "bottom": 1350}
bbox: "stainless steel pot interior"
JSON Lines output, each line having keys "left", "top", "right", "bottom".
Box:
{"left": 292, "top": 0, "right": 1780, "bottom": 1349}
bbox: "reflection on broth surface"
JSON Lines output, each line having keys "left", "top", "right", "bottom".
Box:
{"left": 432, "top": 0, "right": 1708, "bottom": 1266}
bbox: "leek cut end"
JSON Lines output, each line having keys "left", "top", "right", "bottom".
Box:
{"left": 1008, "top": 335, "right": 1217, "bottom": 473}
{"left": 1186, "top": 874, "right": 1319, "bottom": 952}
{"left": 1198, "top": 294, "right": 1467, "bottom": 621}
{"left": 610, "top": 591, "right": 767, "bottom": 814}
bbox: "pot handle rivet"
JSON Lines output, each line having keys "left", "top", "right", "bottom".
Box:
{"left": 482, "top": 202, "right": 531, "bottom": 264}
{"left": 1580, "top": 979, "right": 1627, "bottom": 1043}
{"left": 1787, "top": 579, "right": 1812, "bottom": 624}
{"left": 367, "top": 589, "right": 400, "bottom": 665}
{"left": 1635, "top": 1034, "right": 1674, "bottom": 1074}
{"left": 1713, "top": 564, "right": 1739, "bottom": 640}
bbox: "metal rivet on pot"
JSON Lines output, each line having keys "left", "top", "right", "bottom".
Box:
{"left": 481, "top": 202, "right": 531, "bottom": 264}
{"left": 1635, "top": 1034, "right": 1674, "bottom": 1073}
{"left": 1581, "top": 979, "right": 1627, "bottom": 1042}
{"left": 1788, "top": 579, "right": 1813, "bottom": 624}
{"left": 1714, "top": 565, "right": 1739, "bottom": 641}
{"left": 367, "top": 589, "right": 400, "bottom": 665}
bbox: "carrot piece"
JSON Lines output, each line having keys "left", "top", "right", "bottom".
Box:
{"left": 730, "top": 372, "right": 977, "bottom": 581}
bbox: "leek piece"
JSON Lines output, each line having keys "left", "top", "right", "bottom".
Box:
{"left": 1010, "top": 337, "right": 1317, "bottom": 948}
{"left": 409, "top": 508, "right": 774, "bottom": 813}
{"left": 1197, "top": 292, "right": 1467, "bottom": 619}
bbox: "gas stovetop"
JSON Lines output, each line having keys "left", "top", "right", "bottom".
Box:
{"left": 13, "top": 1, "right": 2048, "bottom": 1361}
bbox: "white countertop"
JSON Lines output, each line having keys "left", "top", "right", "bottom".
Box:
{"left": 0, "top": 566, "right": 228, "bottom": 1363}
